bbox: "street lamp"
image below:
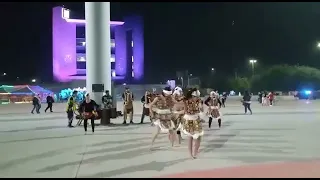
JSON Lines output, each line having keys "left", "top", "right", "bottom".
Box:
{"left": 249, "top": 59, "right": 257, "bottom": 76}
{"left": 31, "top": 79, "right": 36, "bottom": 83}
{"left": 3, "top": 72, "right": 6, "bottom": 76}
{"left": 317, "top": 42, "right": 320, "bottom": 48}
{"left": 211, "top": 68, "right": 215, "bottom": 71}
{"left": 187, "top": 74, "right": 193, "bottom": 87}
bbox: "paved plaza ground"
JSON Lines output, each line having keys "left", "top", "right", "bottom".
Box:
{"left": 0, "top": 100, "right": 320, "bottom": 178}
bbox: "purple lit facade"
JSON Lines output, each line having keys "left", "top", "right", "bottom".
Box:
{"left": 52, "top": 6, "right": 144, "bottom": 82}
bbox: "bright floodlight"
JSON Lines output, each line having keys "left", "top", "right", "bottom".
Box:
{"left": 317, "top": 43, "right": 320, "bottom": 48}
{"left": 249, "top": 59, "right": 257, "bottom": 63}
{"left": 3, "top": 72, "right": 6, "bottom": 76}
{"left": 31, "top": 79, "right": 36, "bottom": 83}
{"left": 211, "top": 68, "right": 215, "bottom": 71}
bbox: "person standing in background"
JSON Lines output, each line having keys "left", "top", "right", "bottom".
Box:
{"left": 242, "top": 90, "right": 252, "bottom": 114}
{"left": 36, "top": 94, "right": 41, "bottom": 113}
{"left": 66, "top": 91, "right": 78, "bottom": 128}
{"left": 45, "top": 95, "right": 54, "bottom": 113}
{"left": 31, "top": 94, "right": 40, "bottom": 114}
{"left": 101, "top": 90, "right": 113, "bottom": 109}
{"left": 140, "top": 90, "right": 152, "bottom": 124}
{"left": 122, "top": 87, "right": 134, "bottom": 124}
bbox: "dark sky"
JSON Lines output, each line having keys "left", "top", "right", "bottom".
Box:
{"left": 1, "top": 2, "right": 320, "bottom": 83}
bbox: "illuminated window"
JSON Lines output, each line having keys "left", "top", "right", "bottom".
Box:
{"left": 132, "top": 65, "right": 134, "bottom": 70}
{"left": 82, "top": 42, "right": 86, "bottom": 46}
{"left": 79, "top": 57, "right": 85, "bottom": 62}
{"left": 62, "top": 8, "right": 70, "bottom": 19}
{"left": 131, "top": 56, "right": 134, "bottom": 62}
{"left": 111, "top": 41, "right": 115, "bottom": 48}
{"left": 111, "top": 56, "right": 115, "bottom": 62}
{"left": 131, "top": 41, "right": 134, "bottom": 47}
{"left": 112, "top": 70, "right": 116, "bottom": 77}
{"left": 131, "top": 71, "right": 134, "bottom": 77}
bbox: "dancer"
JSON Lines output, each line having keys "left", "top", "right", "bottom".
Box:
{"left": 181, "top": 88, "right": 204, "bottom": 159}
{"left": 79, "top": 93, "right": 99, "bottom": 134}
{"left": 149, "top": 88, "right": 159, "bottom": 125}
{"left": 122, "top": 87, "right": 134, "bottom": 124}
{"left": 205, "top": 91, "right": 222, "bottom": 128}
{"left": 150, "top": 86, "right": 175, "bottom": 149}
{"left": 172, "top": 86, "right": 185, "bottom": 144}
{"left": 140, "top": 90, "right": 152, "bottom": 124}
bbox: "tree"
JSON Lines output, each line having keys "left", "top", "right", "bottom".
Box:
{"left": 227, "top": 77, "right": 251, "bottom": 93}
{"left": 251, "top": 65, "right": 320, "bottom": 91}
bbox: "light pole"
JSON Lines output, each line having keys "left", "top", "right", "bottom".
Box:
{"left": 249, "top": 59, "right": 257, "bottom": 76}
{"left": 187, "top": 74, "right": 192, "bottom": 87}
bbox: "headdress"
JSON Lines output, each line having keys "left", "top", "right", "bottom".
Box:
{"left": 163, "top": 86, "right": 172, "bottom": 95}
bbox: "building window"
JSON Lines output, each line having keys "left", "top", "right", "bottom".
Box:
{"left": 78, "top": 57, "right": 85, "bottom": 62}
{"left": 112, "top": 70, "right": 116, "bottom": 77}
{"left": 131, "top": 41, "right": 134, "bottom": 47}
{"left": 131, "top": 56, "right": 134, "bottom": 62}
{"left": 131, "top": 71, "right": 134, "bottom": 77}
{"left": 111, "top": 55, "right": 115, "bottom": 62}
{"left": 111, "top": 40, "right": 115, "bottom": 48}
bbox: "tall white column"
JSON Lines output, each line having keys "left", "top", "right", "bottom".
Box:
{"left": 85, "top": 2, "right": 111, "bottom": 103}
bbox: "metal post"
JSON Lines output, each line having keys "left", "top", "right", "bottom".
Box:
{"left": 85, "top": 2, "right": 112, "bottom": 103}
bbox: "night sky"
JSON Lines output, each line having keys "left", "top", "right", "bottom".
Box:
{"left": 1, "top": 2, "right": 320, "bottom": 83}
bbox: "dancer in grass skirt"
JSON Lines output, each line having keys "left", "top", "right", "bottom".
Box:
{"left": 172, "top": 86, "right": 185, "bottom": 144}
{"left": 204, "top": 91, "right": 222, "bottom": 128}
{"left": 149, "top": 86, "right": 175, "bottom": 149}
{"left": 181, "top": 88, "right": 204, "bottom": 159}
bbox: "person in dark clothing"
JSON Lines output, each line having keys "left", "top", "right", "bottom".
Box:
{"left": 101, "top": 90, "right": 113, "bottom": 109}
{"left": 242, "top": 90, "right": 252, "bottom": 114}
{"left": 45, "top": 95, "right": 54, "bottom": 113}
{"left": 31, "top": 95, "right": 40, "bottom": 114}
{"left": 140, "top": 90, "right": 152, "bottom": 124}
{"left": 221, "top": 92, "right": 227, "bottom": 108}
{"left": 258, "top": 92, "right": 263, "bottom": 104}
{"left": 79, "top": 93, "right": 99, "bottom": 134}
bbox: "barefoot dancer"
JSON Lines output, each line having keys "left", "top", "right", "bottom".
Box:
{"left": 149, "top": 86, "right": 175, "bottom": 149}
{"left": 172, "top": 86, "right": 185, "bottom": 145}
{"left": 205, "top": 91, "right": 222, "bottom": 128}
{"left": 181, "top": 88, "right": 204, "bottom": 159}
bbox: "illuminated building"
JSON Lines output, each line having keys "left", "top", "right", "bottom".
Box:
{"left": 52, "top": 6, "right": 144, "bottom": 82}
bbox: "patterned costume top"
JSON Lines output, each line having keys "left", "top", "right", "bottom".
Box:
{"left": 204, "top": 97, "right": 221, "bottom": 107}
{"left": 156, "top": 95, "right": 174, "bottom": 110}
{"left": 173, "top": 95, "right": 185, "bottom": 111}
{"left": 184, "top": 98, "right": 201, "bottom": 115}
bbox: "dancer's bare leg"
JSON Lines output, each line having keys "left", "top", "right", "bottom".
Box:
{"left": 169, "top": 130, "right": 175, "bottom": 147}
{"left": 188, "top": 137, "right": 195, "bottom": 159}
{"left": 151, "top": 126, "right": 161, "bottom": 149}
{"left": 193, "top": 137, "right": 202, "bottom": 158}
{"left": 177, "top": 132, "right": 182, "bottom": 144}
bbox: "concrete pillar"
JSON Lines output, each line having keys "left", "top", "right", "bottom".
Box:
{"left": 85, "top": 2, "right": 112, "bottom": 103}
